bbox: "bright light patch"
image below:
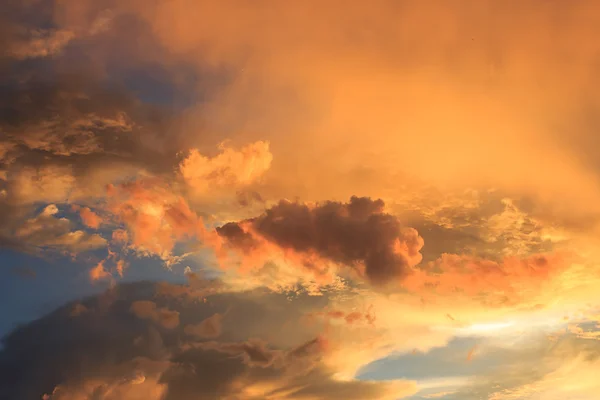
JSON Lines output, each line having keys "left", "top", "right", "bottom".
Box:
{"left": 466, "top": 321, "right": 515, "bottom": 333}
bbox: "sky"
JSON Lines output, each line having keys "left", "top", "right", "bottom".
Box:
{"left": 2, "top": 0, "right": 600, "bottom": 399}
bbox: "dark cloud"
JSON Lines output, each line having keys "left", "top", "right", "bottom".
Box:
{"left": 0, "top": 281, "right": 409, "bottom": 400}
{"left": 217, "top": 196, "right": 424, "bottom": 286}
{"left": 0, "top": 0, "right": 210, "bottom": 258}
{"left": 0, "top": 76, "right": 181, "bottom": 184}
{"left": 216, "top": 222, "right": 260, "bottom": 253}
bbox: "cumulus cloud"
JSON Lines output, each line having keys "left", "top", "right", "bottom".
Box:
{"left": 179, "top": 140, "right": 272, "bottom": 197}
{"left": 217, "top": 196, "right": 424, "bottom": 286}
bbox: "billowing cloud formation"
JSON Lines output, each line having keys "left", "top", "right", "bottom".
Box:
{"left": 180, "top": 140, "right": 272, "bottom": 197}
{"left": 3, "top": 2, "right": 600, "bottom": 399}
{"left": 89, "top": 0, "right": 600, "bottom": 221}
{"left": 217, "top": 196, "right": 424, "bottom": 286}
{"left": 0, "top": 282, "right": 416, "bottom": 400}
{"left": 105, "top": 179, "right": 204, "bottom": 261}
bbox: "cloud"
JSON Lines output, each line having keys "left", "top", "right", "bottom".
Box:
{"left": 130, "top": 300, "right": 180, "bottom": 329}
{"left": 88, "top": 0, "right": 598, "bottom": 221}
{"left": 311, "top": 308, "right": 376, "bottom": 326}
{"left": 179, "top": 140, "right": 272, "bottom": 197}
{"left": 6, "top": 28, "right": 75, "bottom": 60}
{"left": 0, "top": 79, "right": 176, "bottom": 207}
{"left": 4, "top": 166, "right": 77, "bottom": 205}
{"left": 0, "top": 281, "right": 416, "bottom": 400}
{"left": 3, "top": 4, "right": 600, "bottom": 400}
{"left": 105, "top": 179, "right": 206, "bottom": 263}
{"left": 445, "top": 328, "right": 600, "bottom": 400}
{"left": 89, "top": 261, "right": 111, "bottom": 282}
{"left": 404, "top": 252, "right": 571, "bottom": 306}
{"left": 184, "top": 313, "right": 223, "bottom": 339}
{"left": 0, "top": 3, "right": 114, "bottom": 62}
{"left": 77, "top": 207, "right": 102, "bottom": 229}
{"left": 7, "top": 204, "right": 106, "bottom": 254}
{"left": 466, "top": 345, "right": 477, "bottom": 362}
{"left": 41, "top": 358, "right": 170, "bottom": 400}
{"left": 217, "top": 196, "right": 424, "bottom": 286}
{"left": 210, "top": 194, "right": 580, "bottom": 305}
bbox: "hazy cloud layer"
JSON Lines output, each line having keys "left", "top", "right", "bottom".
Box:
{"left": 3, "top": 1, "right": 600, "bottom": 399}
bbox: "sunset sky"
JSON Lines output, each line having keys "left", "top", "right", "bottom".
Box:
{"left": 3, "top": 1, "right": 600, "bottom": 399}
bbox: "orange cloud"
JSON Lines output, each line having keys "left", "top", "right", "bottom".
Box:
{"left": 78, "top": 207, "right": 102, "bottom": 229}
{"left": 466, "top": 345, "right": 478, "bottom": 362}
{"left": 89, "top": 261, "right": 110, "bottom": 282}
{"left": 404, "top": 252, "right": 570, "bottom": 305}
{"left": 130, "top": 300, "right": 180, "bottom": 329}
{"left": 78, "top": 0, "right": 593, "bottom": 223}
{"left": 184, "top": 313, "right": 223, "bottom": 339}
{"left": 179, "top": 140, "right": 272, "bottom": 197}
{"left": 111, "top": 229, "right": 129, "bottom": 244}
{"left": 106, "top": 179, "right": 205, "bottom": 262}
{"left": 6, "top": 5, "right": 600, "bottom": 399}
{"left": 115, "top": 259, "right": 126, "bottom": 277}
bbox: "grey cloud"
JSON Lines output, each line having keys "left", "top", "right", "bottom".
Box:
{"left": 0, "top": 281, "right": 408, "bottom": 400}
